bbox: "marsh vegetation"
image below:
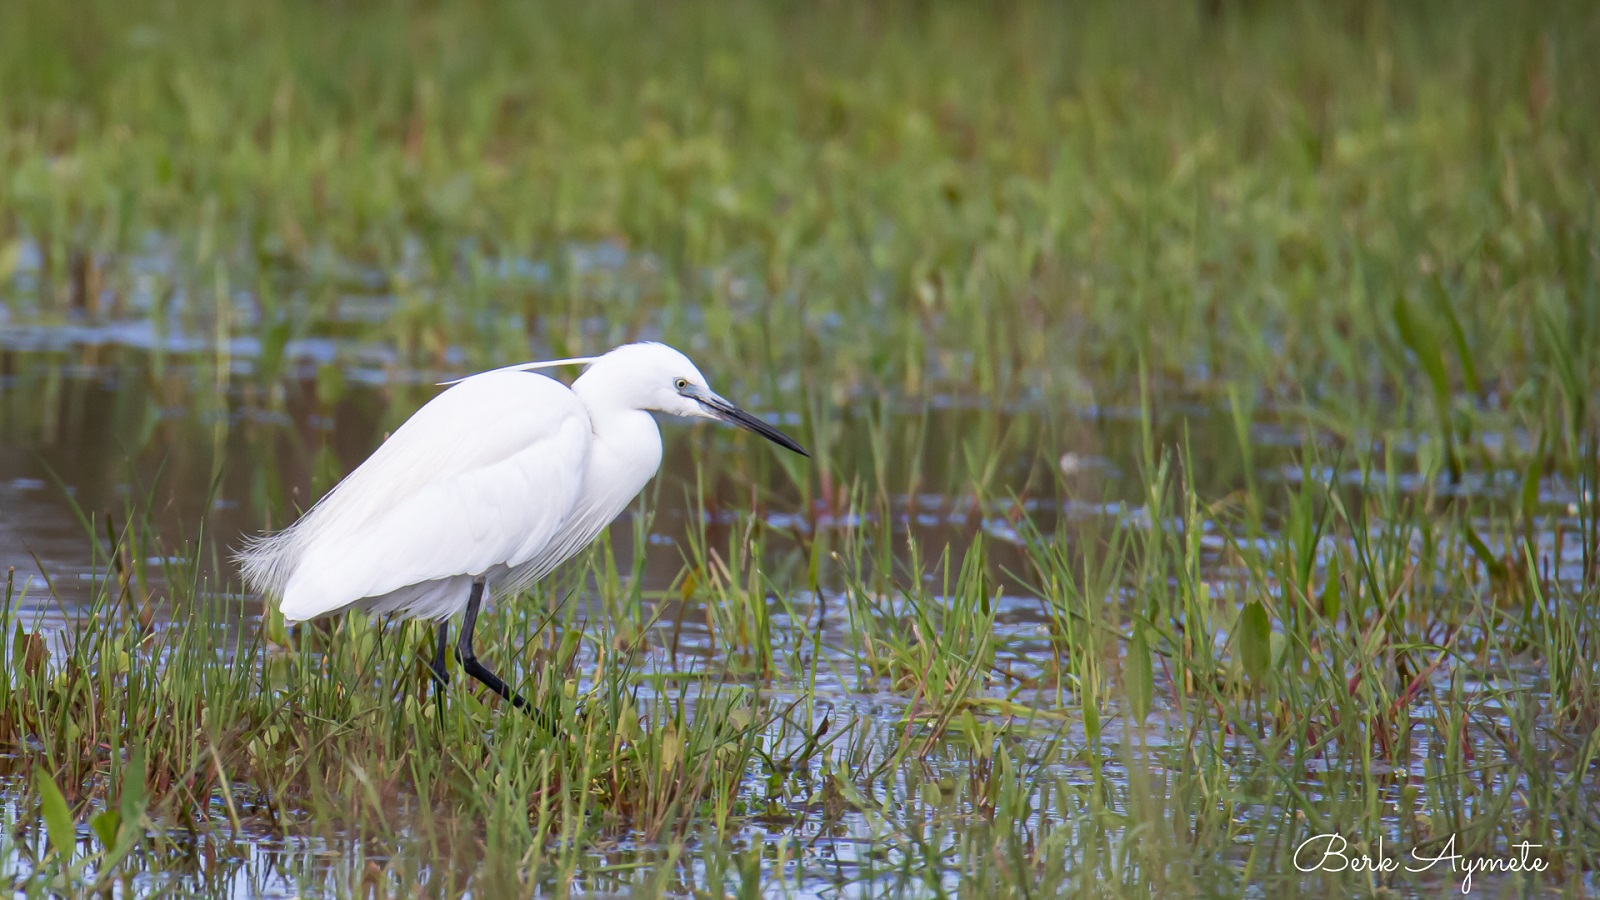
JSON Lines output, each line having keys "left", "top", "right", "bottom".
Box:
{"left": 1, "top": 0, "right": 1598, "bottom": 895}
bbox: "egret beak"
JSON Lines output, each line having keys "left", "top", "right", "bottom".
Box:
{"left": 688, "top": 388, "right": 809, "bottom": 457}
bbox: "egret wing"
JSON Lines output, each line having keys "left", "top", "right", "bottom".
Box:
{"left": 260, "top": 372, "right": 593, "bottom": 620}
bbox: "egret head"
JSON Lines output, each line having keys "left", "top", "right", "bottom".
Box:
{"left": 577, "top": 342, "right": 809, "bottom": 457}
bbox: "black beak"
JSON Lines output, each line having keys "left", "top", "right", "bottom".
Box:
{"left": 694, "top": 391, "right": 809, "bottom": 458}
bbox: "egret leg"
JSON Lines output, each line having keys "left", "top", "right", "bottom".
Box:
{"left": 424, "top": 621, "right": 450, "bottom": 722}
{"left": 457, "top": 581, "right": 549, "bottom": 729}
{"left": 428, "top": 622, "right": 451, "bottom": 686}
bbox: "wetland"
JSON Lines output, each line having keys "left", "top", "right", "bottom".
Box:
{"left": 1, "top": 1, "right": 1598, "bottom": 896}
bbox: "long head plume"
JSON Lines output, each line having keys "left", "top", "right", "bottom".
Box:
{"left": 436, "top": 356, "right": 600, "bottom": 386}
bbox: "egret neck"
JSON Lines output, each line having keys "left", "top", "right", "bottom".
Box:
{"left": 570, "top": 370, "right": 665, "bottom": 534}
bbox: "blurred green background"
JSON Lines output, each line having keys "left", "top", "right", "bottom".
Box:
{"left": 4, "top": 0, "right": 1593, "bottom": 421}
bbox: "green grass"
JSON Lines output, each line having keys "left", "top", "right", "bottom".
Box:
{"left": 1, "top": 0, "right": 1598, "bottom": 895}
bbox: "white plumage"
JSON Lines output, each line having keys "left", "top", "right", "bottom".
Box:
{"left": 238, "top": 342, "right": 807, "bottom": 626}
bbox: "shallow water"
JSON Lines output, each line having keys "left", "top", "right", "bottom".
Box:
{"left": 1, "top": 237, "right": 1594, "bottom": 896}
{"left": 0, "top": 332, "right": 1291, "bottom": 613}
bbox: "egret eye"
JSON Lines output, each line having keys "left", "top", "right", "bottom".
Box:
{"left": 674, "top": 378, "right": 689, "bottom": 391}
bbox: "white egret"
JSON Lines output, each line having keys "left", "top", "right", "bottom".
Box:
{"left": 238, "top": 342, "right": 807, "bottom": 714}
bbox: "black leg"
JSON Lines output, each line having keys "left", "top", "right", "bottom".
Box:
{"left": 425, "top": 620, "right": 450, "bottom": 721}
{"left": 457, "top": 580, "right": 551, "bottom": 730}
{"left": 428, "top": 621, "right": 451, "bottom": 687}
